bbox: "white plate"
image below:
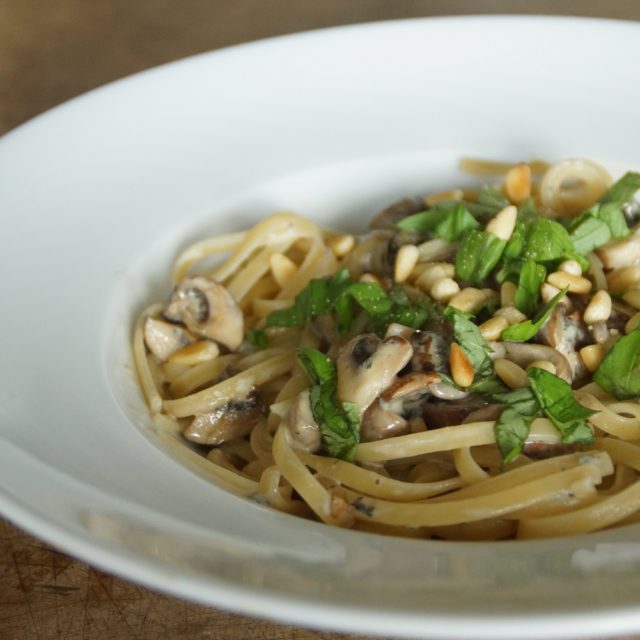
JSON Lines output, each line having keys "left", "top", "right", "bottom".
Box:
{"left": 2, "top": 15, "right": 640, "bottom": 640}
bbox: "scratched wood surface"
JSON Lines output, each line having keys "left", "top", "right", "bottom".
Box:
{"left": 2, "top": 2, "right": 640, "bottom": 639}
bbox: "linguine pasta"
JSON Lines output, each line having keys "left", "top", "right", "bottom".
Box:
{"left": 133, "top": 157, "right": 640, "bottom": 540}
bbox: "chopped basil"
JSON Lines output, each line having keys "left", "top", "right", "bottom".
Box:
{"left": 297, "top": 348, "right": 360, "bottom": 461}
{"left": 455, "top": 230, "right": 506, "bottom": 285}
{"left": 568, "top": 202, "right": 629, "bottom": 255}
{"left": 396, "top": 202, "right": 480, "bottom": 241}
{"left": 528, "top": 368, "right": 596, "bottom": 444}
{"left": 465, "top": 186, "right": 511, "bottom": 218}
{"left": 266, "top": 269, "right": 431, "bottom": 337}
{"left": 514, "top": 259, "right": 546, "bottom": 317}
{"left": 521, "top": 218, "right": 575, "bottom": 263}
{"left": 493, "top": 388, "right": 540, "bottom": 464}
{"left": 247, "top": 329, "right": 268, "bottom": 348}
{"left": 601, "top": 171, "right": 640, "bottom": 204}
{"left": 501, "top": 287, "right": 567, "bottom": 342}
{"left": 593, "top": 329, "right": 640, "bottom": 400}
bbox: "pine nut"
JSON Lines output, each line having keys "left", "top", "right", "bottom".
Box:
{"left": 494, "top": 358, "right": 529, "bottom": 389}
{"left": 540, "top": 282, "right": 561, "bottom": 303}
{"left": 430, "top": 277, "right": 460, "bottom": 302}
{"left": 580, "top": 344, "right": 604, "bottom": 372}
{"left": 486, "top": 205, "right": 518, "bottom": 241}
{"left": 360, "top": 273, "right": 385, "bottom": 286}
{"left": 505, "top": 163, "right": 532, "bottom": 205}
{"left": 415, "top": 263, "right": 455, "bottom": 292}
{"left": 417, "top": 238, "right": 456, "bottom": 262}
{"left": 494, "top": 305, "right": 528, "bottom": 325}
{"left": 501, "top": 281, "right": 517, "bottom": 308}
{"left": 558, "top": 259, "right": 583, "bottom": 276}
{"left": 394, "top": 244, "right": 420, "bottom": 283}
{"left": 168, "top": 340, "right": 220, "bottom": 365}
{"left": 329, "top": 234, "right": 355, "bottom": 258}
{"left": 479, "top": 316, "right": 509, "bottom": 341}
{"left": 623, "top": 289, "right": 640, "bottom": 310}
{"left": 547, "top": 271, "right": 592, "bottom": 295}
{"left": 450, "top": 343, "right": 474, "bottom": 388}
{"left": 270, "top": 253, "right": 297, "bottom": 287}
{"left": 385, "top": 323, "right": 415, "bottom": 339}
{"left": 449, "top": 287, "right": 496, "bottom": 313}
{"left": 583, "top": 290, "right": 612, "bottom": 325}
{"left": 607, "top": 266, "right": 640, "bottom": 292}
{"left": 424, "top": 188, "right": 464, "bottom": 206}
{"left": 527, "top": 360, "right": 557, "bottom": 375}
{"left": 625, "top": 312, "right": 640, "bottom": 334}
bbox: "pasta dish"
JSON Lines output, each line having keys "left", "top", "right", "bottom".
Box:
{"left": 133, "top": 157, "right": 640, "bottom": 541}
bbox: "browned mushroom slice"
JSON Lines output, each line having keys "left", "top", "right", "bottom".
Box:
{"left": 409, "top": 330, "right": 449, "bottom": 373}
{"left": 490, "top": 341, "right": 573, "bottom": 384}
{"left": 164, "top": 275, "right": 244, "bottom": 350}
{"left": 143, "top": 316, "right": 195, "bottom": 361}
{"left": 360, "top": 400, "right": 409, "bottom": 442}
{"left": 462, "top": 404, "right": 504, "bottom": 423}
{"left": 183, "top": 390, "right": 264, "bottom": 445}
{"left": 369, "top": 197, "right": 425, "bottom": 230}
{"left": 522, "top": 442, "right": 579, "bottom": 460}
{"left": 336, "top": 334, "right": 413, "bottom": 415}
{"left": 422, "top": 397, "right": 487, "bottom": 428}
{"left": 287, "top": 390, "right": 322, "bottom": 453}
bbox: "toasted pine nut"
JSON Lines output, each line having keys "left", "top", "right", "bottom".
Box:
{"left": 625, "top": 312, "right": 640, "bottom": 334}
{"left": 329, "top": 234, "right": 355, "bottom": 258}
{"left": 527, "top": 360, "right": 557, "bottom": 375}
{"left": 450, "top": 343, "right": 474, "bottom": 388}
{"left": 494, "top": 358, "right": 529, "bottom": 389}
{"left": 547, "top": 271, "right": 592, "bottom": 295}
{"left": 500, "top": 281, "right": 517, "bottom": 308}
{"left": 540, "top": 282, "right": 561, "bottom": 304}
{"left": 606, "top": 266, "right": 640, "bottom": 292}
{"left": 494, "top": 305, "right": 528, "bottom": 325}
{"left": 583, "top": 290, "right": 612, "bottom": 325}
{"left": 415, "top": 263, "right": 455, "bottom": 291}
{"left": 417, "top": 238, "right": 456, "bottom": 262}
{"left": 479, "top": 316, "right": 509, "bottom": 341}
{"left": 580, "top": 344, "right": 604, "bottom": 373}
{"left": 394, "top": 244, "right": 420, "bottom": 283}
{"left": 486, "top": 205, "right": 518, "bottom": 241}
{"left": 449, "top": 287, "right": 496, "bottom": 313}
{"left": 623, "top": 289, "right": 640, "bottom": 310}
{"left": 505, "top": 163, "right": 532, "bottom": 205}
{"left": 168, "top": 340, "right": 220, "bottom": 365}
{"left": 430, "top": 277, "right": 460, "bottom": 303}
{"left": 385, "top": 323, "right": 415, "bottom": 339}
{"left": 270, "top": 253, "right": 297, "bottom": 287}
{"left": 424, "top": 188, "right": 464, "bottom": 206}
{"left": 360, "top": 273, "right": 384, "bottom": 286}
{"left": 558, "top": 259, "right": 583, "bottom": 276}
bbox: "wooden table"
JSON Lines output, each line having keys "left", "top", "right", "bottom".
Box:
{"left": 1, "top": 2, "right": 639, "bottom": 638}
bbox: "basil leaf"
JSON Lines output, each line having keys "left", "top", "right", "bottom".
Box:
{"left": 501, "top": 288, "right": 567, "bottom": 342}
{"left": 601, "top": 171, "right": 640, "bottom": 204}
{"left": 521, "top": 218, "right": 575, "bottom": 263}
{"left": 297, "top": 348, "right": 360, "bottom": 460}
{"left": 514, "top": 259, "right": 546, "bottom": 317}
{"left": 593, "top": 329, "right": 640, "bottom": 400}
{"left": 397, "top": 203, "right": 480, "bottom": 241}
{"left": 466, "top": 186, "right": 511, "bottom": 218}
{"left": 568, "top": 202, "right": 629, "bottom": 255}
{"left": 528, "top": 368, "right": 596, "bottom": 444}
{"left": 493, "top": 388, "right": 540, "bottom": 463}
{"left": 455, "top": 230, "right": 507, "bottom": 285}
{"left": 570, "top": 215, "right": 612, "bottom": 255}
{"left": 247, "top": 329, "right": 268, "bottom": 348}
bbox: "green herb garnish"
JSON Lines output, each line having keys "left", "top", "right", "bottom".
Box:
{"left": 397, "top": 202, "right": 480, "bottom": 241}
{"left": 493, "top": 387, "right": 540, "bottom": 464}
{"left": 501, "top": 288, "right": 567, "bottom": 342}
{"left": 593, "top": 329, "right": 640, "bottom": 400}
{"left": 455, "top": 230, "right": 507, "bottom": 285}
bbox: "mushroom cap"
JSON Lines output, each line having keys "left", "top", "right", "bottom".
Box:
{"left": 287, "top": 389, "right": 322, "bottom": 453}
{"left": 164, "top": 276, "right": 244, "bottom": 350}
{"left": 143, "top": 316, "right": 195, "bottom": 361}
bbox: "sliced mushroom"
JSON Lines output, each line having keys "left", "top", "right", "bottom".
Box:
{"left": 462, "top": 404, "right": 504, "bottom": 423}
{"left": 489, "top": 341, "right": 573, "bottom": 384}
{"left": 144, "top": 316, "right": 195, "bottom": 361}
{"left": 422, "top": 397, "right": 487, "bottom": 428}
{"left": 164, "top": 275, "right": 244, "bottom": 350}
{"left": 381, "top": 371, "right": 441, "bottom": 416}
{"left": 360, "top": 400, "right": 409, "bottom": 442}
{"left": 287, "top": 389, "right": 322, "bottom": 453}
{"left": 183, "top": 389, "right": 264, "bottom": 445}
{"left": 522, "top": 442, "right": 579, "bottom": 460}
{"left": 409, "top": 330, "right": 449, "bottom": 373}
{"left": 336, "top": 334, "right": 413, "bottom": 415}
{"left": 536, "top": 306, "right": 589, "bottom": 383}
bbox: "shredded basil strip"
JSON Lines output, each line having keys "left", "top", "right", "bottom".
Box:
{"left": 455, "top": 230, "right": 506, "bottom": 285}
{"left": 501, "top": 288, "right": 567, "bottom": 342}
{"left": 297, "top": 348, "right": 360, "bottom": 461}
{"left": 247, "top": 329, "right": 268, "bottom": 348}
{"left": 396, "top": 202, "right": 480, "bottom": 241}
{"left": 493, "top": 388, "right": 540, "bottom": 464}
{"left": 528, "top": 368, "right": 596, "bottom": 444}
{"left": 593, "top": 329, "right": 640, "bottom": 400}
{"left": 514, "top": 259, "right": 546, "bottom": 317}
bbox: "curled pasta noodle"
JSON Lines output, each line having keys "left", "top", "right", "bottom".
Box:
{"left": 133, "top": 158, "right": 640, "bottom": 541}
